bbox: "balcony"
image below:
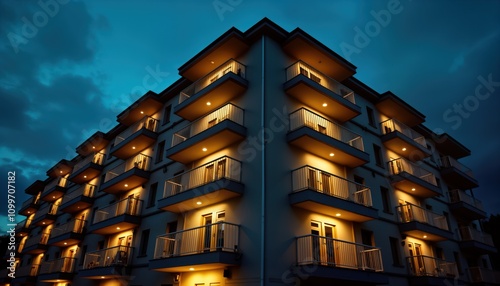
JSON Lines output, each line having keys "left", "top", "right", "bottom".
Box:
{"left": 100, "top": 153, "right": 152, "bottom": 194}
{"left": 47, "top": 159, "right": 73, "bottom": 177}
{"left": 25, "top": 179, "right": 46, "bottom": 195}
{"left": 59, "top": 183, "right": 96, "bottom": 213}
{"left": 388, "top": 158, "right": 441, "bottom": 197}
{"left": 38, "top": 257, "right": 76, "bottom": 282}
{"left": 396, "top": 204, "right": 453, "bottom": 241}
{"left": 440, "top": 156, "right": 478, "bottom": 189}
{"left": 22, "top": 232, "right": 50, "bottom": 254}
{"left": 380, "top": 118, "right": 431, "bottom": 161}
{"left": 458, "top": 226, "right": 497, "bottom": 255}
{"left": 150, "top": 222, "right": 240, "bottom": 272}
{"left": 48, "top": 218, "right": 86, "bottom": 247}
{"left": 287, "top": 108, "right": 369, "bottom": 167}
{"left": 175, "top": 59, "right": 248, "bottom": 120}
{"left": 295, "top": 235, "right": 387, "bottom": 285}
{"left": 15, "top": 217, "right": 33, "bottom": 237}
{"left": 40, "top": 177, "right": 68, "bottom": 202}
{"left": 448, "top": 189, "right": 486, "bottom": 220}
{"left": 158, "top": 156, "right": 243, "bottom": 213}
{"left": 167, "top": 103, "right": 246, "bottom": 164}
{"left": 19, "top": 194, "right": 41, "bottom": 216}
{"left": 110, "top": 116, "right": 159, "bottom": 159}
{"left": 89, "top": 197, "right": 142, "bottom": 235}
{"left": 76, "top": 131, "right": 109, "bottom": 157}
{"left": 289, "top": 166, "right": 377, "bottom": 222}
{"left": 407, "top": 255, "right": 458, "bottom": 285}
{"left": 10, "top": 264, "right": 39, "bottom": 284}
{"left": 80, "top": 245, "right": 134, "bottom": 279}
{"left": 468, "top": 267, "right": 500, "bottom": 284}
{"left": 32, "top": 202, "right": 59, "bottom": 226}
{"left": 68, "top": 152, "right": 105, "bottom": 184}
{"left": 284, "top": 61, "right": 361, "bottom": 122}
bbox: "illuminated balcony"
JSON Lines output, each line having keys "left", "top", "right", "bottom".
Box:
{"left": 468, "top": 267, "right": 500, "bottom": 284}
{"left": 448, "top": 189, "right": 486, "bottom": 220}
{"left": 110, "top": 116, "right": 159, "bottom": 159}
{"left": 175, "top": 59, "right": 248, "bottom": 120}
{"left": 295, "top": 235, "right": 387, "bottom": 285}
{"left": 25, "top": 179, "right": 45, "bottom": 195}
{"left": 47, "top": 159, "right": 73, "bottom": 177}
{"left": 100, "top": 153, "right": 152, "bottom": 194}
{"left": 380, "top": 118, "right": 431, "bottom": 161}
{"left": 89, "top": 197, "right": 142, "bottom": 235}
{"left": 458, "top": 226, "right": 497, "bottom": 255}
{"left": 406, "top": 255, "right": 458, "bottom": 285}
{"left": 287, "top": 108, "right": 369, "bottom": 167}
{"left": 388, "top": 158, "right": 441, "bottom": 197}
{"left": 158, "top": 156, "right": 243, "bottom": 213}
{"left": 150, "top": 222, "right": 240, "bottom": 272}
{"left": 47, "top": 218, "right": 86, "bottom": 247}
{"left": 68, "top": 152, "right": 105, "bottom": 184}
{"left": 396, "top": 204, "right": 453, "bottom": 241}
{"left": 284, "top": 61, "right": 361, "bottom": 122}
{"left": 59, "top": 183, "right": 96, "bottom": 213}
{"left": 38, "top": 257, "right": 76, "bottom": 283}
{"left": 19, "top": 195, "right": 40, "bottom": 216}
{"left": 32, "top": 202, "right": 59, "bottom": 226}
{"left": 440, "top": 156, "right": 478, "bottom": 189}
{"left": 76, "top": 131, "right": 109, "bottom": 156}
{"left": 10, "top": 264, "right": 39, "bottom": 284}
{"left": 290, "top": 166, "right": 377, "bottom": 222}
{"left": 15, "top": 217, "right": 33, "bottom": 237}
{"left": 22, "top": 231, "right": 50, "bottom": 254}
{"left": 80, "top": 245, "right": 133, "bottom": 279}
{"left": 167, "top": 103, "right": 246, "bottom": 164}
{"left": 41, "top": 176, "right": 68, "bottom": 202}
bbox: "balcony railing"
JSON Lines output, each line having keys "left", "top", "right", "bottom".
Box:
{"left": 39, "top": 257, "right": 76, "bottom": 274}
{"left": 15, "top": 217, "right": 32, "bottom": 231}
{"left": 468, "top": 267, "right": 500, "bottom": 283}
{"left": 441, "top": 156, "right": 475, "bottom": 178}
{"left": 397, "top": 204, "right": 449, "bottom": 231}
{"left": 163, "top": 156, "right": 241, "bottom": 198}
{"left": 50, "top": 218, "right": 86, "bottom": 238}
{"left": 172, "top": 103, "right": 244, "bottom": 147}
{"left": 61, "top": 184, "right": 96, "bottom": 205}
{"left": 407, "top": 255, "right": 458, "bottom": 278}
{"left": 448, "top": 189, "right": 484, "bottom": 210}
{"left": 33, "top": 202, "right": 59, "bottom": 221}
{"left": 24, "top": 232, "right": 51, "bottom": 248}
{"left": 93, "top": 197, "right": 142, "bottom": 224}
{"left": 83, "top": 245, "right": 133, "bottom": 269}
{"left": 179, "top": 59, "right": 246, "bottom": 104}
{"left": 73, "top": 152, "right": 105, "bottom": 173}
{"left": 290, "top": 108, "right": 364, "bottom": 151}
{"left": 380, "top": 118, "right": 426, "bottom": 147}
{"left": 292, "top": 166, "right": 372, "bottom": 207}
{"left": 388, "top": 158, "right": 437, "bottom": 186}
{"left": 14, "top": 264, "right": 40, "bottom": 277}
{"left": 43, "top": 177, "right": 67, "bottom": 192}
{"left": 114, "top": 116, "right": 159, "bottom": 146}
{"left": 297, "top": 234, "right": 383, "bottom": 271}
{"left": 154, "top": 222, "right": 239, "bottom": 259}
{"left": 459, "top": 226, "right": 494, "bottom": 246}
{"left": 103, "top": 153, "right": 151, "bottom": 183}
{"left": 286, "top": 61, "right": 356, "bottom": 104}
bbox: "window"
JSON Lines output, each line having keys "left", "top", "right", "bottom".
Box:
{"left": 373, "top": 144, "right": 384, "bottom": 168}
{"left": 389, "top": 237, "right": 403, "bottom": 266}
{"left": 380, "top": 187, "right": 392, "bottom": 213}
{"left": 147, "top": 183, "right": 158, "bottom": 208}
{"left": 162, "top": 104, "right": 172, "bottom": 125}
{"left": 155, "top": 141, "right": 165, "bottom": 163}
{"left": 366, "top": 107, "right": 376, "bottom": 127}
{"left": 361, "top": 229, "right": 374, "bottom": 246}
{"left": 97, "top": 240, "right": 104, "bottom": 250}
{"left": 139, "top": 229, "right": 150, "bottom": 256}
{"left": 167, "top": 221, "right": 178, "bottom": 233}
{"left": 79, "top": 245, "right": 87, "bottom": 266}
{"left": 453, "top": 252, "right": 463, "bottom": 274}
{"left": 354, "top": 175, "right": 364, "bottom": 185}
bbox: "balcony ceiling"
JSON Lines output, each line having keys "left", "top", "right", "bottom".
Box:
{"left": 76, "top": 131, "right": 109, "bottom": 157}
{"left": 376, "top": 92, "right": 425, "bottom": 127}
{"left": 46, "top": 159, "right": 73, "bottom": 177}
{"left": 117, "top": 96, "right": 163, "bottom": 126}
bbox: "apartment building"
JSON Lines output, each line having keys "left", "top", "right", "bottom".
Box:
{"left": 1, "top": 18, "right": 498, "bottom": 286}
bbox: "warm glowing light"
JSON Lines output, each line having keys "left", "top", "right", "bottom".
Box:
{"left": 83, "top": 175, "right": 87, "bottom": 178}
{"left": 132, "top": 146, "right": 136, "bottom": 149}
{"left": 202, "top": 147, "right": 207, "bottom": 152}
{"left": 116, "top": 227, "right": 120, "bottom": 230}
{"left": 140, "top": 111, "right": 144, "bottom": 114}
{"left": 52, "top": 196, "right": 55, "bottom": 198}
{"left": 210, "top": 61, "right": 214, "bottom": 64}
{"left": 64, "top": 242, "right": 67, "bottom": 245}
{"left": 60, "top": 170, "right": 63, "bottom": 173}
{"left": 124, "top": 184, "right": 128, "bottom": 187}
{"left": 101, "top": 276, "right": 105, "bottom": 279}
{"left": 411, "top": 188, "right": 416, "bottom": 191}
{"left": 206, "top": 102, "right": 211, "bottom": 106}
{"left": 92, "top": 146, "right": 96, "bottom": 149}
{"left": 322, "top": 103, "right": 328, "bottom": 107}
{"left": 196, "top": 201, "right": 202, "bottom": 205}
{"left": 329, "top": 153, "right": 334, "bottom": 157}
{"left": 423, "top": 235, "right": 427, "bottom": 238}
{"left": 189, "top": 267, "right": 195, "bottom": 271}
{"left": 335, "top": 213, "right": 341, "bottom": 217}
{"left": 402, "top": 147, "right": 407, "bottom": 151}
{"left": 42, "top": 222, "right": 45, "bottom": 224}
{"left": 27, "top": 211, "right": 31, "bottom": 214}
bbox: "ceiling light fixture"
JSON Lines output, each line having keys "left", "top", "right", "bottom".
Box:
{"left": 335, "top": 213, "right": 341, "bottom": 217}
{"left": 206, "top": 102, "right": 211, "bottom": 106}
{"left": 202, "top": 148, "right": 207, "bottom": 152}
{"left": 196, "top": 201, "right": 202, "bottom": 205}
{"left": 116, "top": 227, "right": 120, "bottom": 230}
{"left": 124, "top": 184, "right": 128, "bottom": 187}
{"left": 329, "top": 153, "right": 334, "bottom": 157}
{"left": 132, "top": 146, "right": 136, "bottom": 149}
{"left": 423, "top": 235, "right": 427, "bottom": 238}
{"left": 402, "top": 147, "right": 407, "bottom": 151}
{"left": 322, "top": 103, "right": 327, "bottom": 107}
{"left": 189, "top": 267, "right": 195, "bottom": 271}
{"left": 140, "top": 111, "right": 144, "bottom": 114}
{"left": 411, "top": 188, "right": 416, "bottom": 191}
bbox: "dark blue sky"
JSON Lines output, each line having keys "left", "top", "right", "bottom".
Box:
{"left": 1, "top": 0, "right": 499, "bottom": 231}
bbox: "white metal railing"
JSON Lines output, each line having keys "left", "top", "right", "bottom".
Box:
{"left": 292, "top": 166, "right": 372, "bottom": 207}
{"left": 163, "top": 156, "right": 242, "bottom": 198}
{"left": 114, "top": 116, "right": 159, "bottom": 146}
{"left": 179, "top": 59, "right": 246, "bottom": 103}
{"left": 33, "top": 202, "right": 59, "bottom": 221}
{"left": 104, "top": 153, "right": 152, "bottom": 182}
{"left": 396, "top": 204, "right": 449, "bottom": 231}
{"left": 39, "top": 257, "right": 76, "bottom": 274}
{"left": 61, "top": 183, "right": 96, "bottom": 205}
{"left": 297, "top": 235, "right": 383, "bottom": 271}
{"left": 448, "top": 189, "right": 484, "bottom": 210}
{"left": 154, "top": 222, "right": 239, "bottom": 259}
{"left": 468, "top": 267, "right": 500, "bottom": 283}
{"left": 50, "top": 218, "right": 86, "bottom": 238}
{"left": 92, "top": 197, "right": 142, "bottom": 224}
{"left": 24, "top": 232, "right": 51, "bottom": 248}
{"left": 380, "top": 118, "right": 426, "bottom": 147}
{"left": 73, "top": 152, "right": 105, "bottom": 173}
{"left": 407, "top": 255, "right": 458, "bottom": 278}
{"left": 286, "top": 60, "right": 356, "bottom": 104}
{"left": 441, "top": 156, "right": 475, "bottom": 179}
{"left": 289, "top": 108, "right": 364, "bottom": 151}
{"left": 459, "top": 226, "right": 494, "bottom": 246}
{"left": 172, "top": 103, "right": 244, "bottom": 147}
{"left": 83, "top": 245, "right": 133, "bottom": 269}
{"left": 43, "top": 176, "right": 67, "bottom": 192}
{"left": 388, "top": 158, "right": 437, "bottom": 186}
{"left": 14, "top": 264, "right": 40, "bottom": 277}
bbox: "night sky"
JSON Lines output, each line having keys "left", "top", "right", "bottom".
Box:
{"left": 1, "top": 1, "right": 499, "bottom": 232}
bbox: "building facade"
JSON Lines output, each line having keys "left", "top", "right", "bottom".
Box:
{"left": 1, "top": 18, "right": 498, "bottom": 286}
